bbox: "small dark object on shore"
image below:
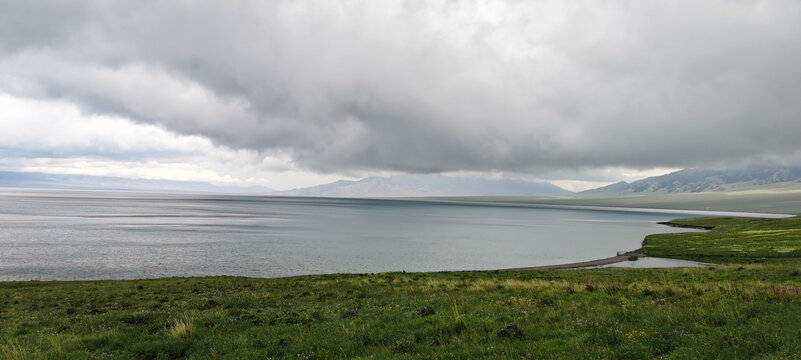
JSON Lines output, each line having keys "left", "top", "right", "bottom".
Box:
{"left": 342, "top": 308, "right": 360, "bottom": 318}
{"left": 498, "top": 323, "right": 525, "bottom": 339}
{"left": 628, "top": 255, "right": 639, "bottom": 261}
{"left": 538, "top": 296, "right": 555, "bottom": 306}
{"left": 416, "top": 305, "right": 436, "bottom": 316}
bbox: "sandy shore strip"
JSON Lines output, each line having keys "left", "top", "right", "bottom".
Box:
{"left": 500, "top": 255, "right": 630, "bottom": 271}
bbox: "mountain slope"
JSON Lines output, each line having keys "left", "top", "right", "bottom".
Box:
{"left": 583, "top": 166, "right": 801, "bottom": 194}
{"left": 275, "top": 175, "right": 572, "bottom": 197}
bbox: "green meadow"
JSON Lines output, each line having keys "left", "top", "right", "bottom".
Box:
{"left": 3, "top": 216, "right": 801, "bottom": 359}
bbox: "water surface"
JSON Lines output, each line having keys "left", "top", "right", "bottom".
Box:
{"left": 0, "top": 189, "right": 740, "bottom": 280}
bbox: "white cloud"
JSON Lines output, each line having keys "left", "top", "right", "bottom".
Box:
{"left": 0, "top": 93, "right": 347, "bottom": 190}
{"left": 0, "top": 93, "right": 211, "bottom": 156}
{"left": 2, "top": 1, "right": 800, "bottom": 189}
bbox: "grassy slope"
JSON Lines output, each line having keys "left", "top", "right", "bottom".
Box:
{"left": 2, "top": 216, "right": 801, "bottom": 359}
{"left": 427, "top": 183, "right": 801, "bottom": 214}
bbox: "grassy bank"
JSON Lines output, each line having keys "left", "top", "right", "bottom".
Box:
{"left": 2, "top": 217, "right": 801, "bottom": 359}
{"left": 643, "top": 216, "right": 801, "bottom": 264}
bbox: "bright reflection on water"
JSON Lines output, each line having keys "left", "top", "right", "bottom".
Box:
{"left": 0, "top": 189, "right": 725, "bottom": 280}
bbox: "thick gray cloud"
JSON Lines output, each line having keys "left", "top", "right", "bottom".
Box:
{"left": 2, "top": 0, "right": 801, "bottom": 174}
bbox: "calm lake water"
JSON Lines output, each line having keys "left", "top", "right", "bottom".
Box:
{"left": 0, "top": 189, "right": 770, "bottom": 281}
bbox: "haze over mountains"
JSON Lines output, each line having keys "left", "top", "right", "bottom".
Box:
{"left": 0, "top": 171, "right": 273, "bottom": 194}
{"left": 274, "top": 175, "right": 572, "bottom": 197}
{"left": 0, "top": 171, "right": 569, "bottom": 196}
{"left": 582, "top": 166, "right": 801, "bottom": 194}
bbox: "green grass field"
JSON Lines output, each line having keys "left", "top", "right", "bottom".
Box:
{"left": 2, "top": 216, "right": 801, "bottom": 359}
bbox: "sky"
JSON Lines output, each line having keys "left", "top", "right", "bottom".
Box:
{"left": 1, "top": 1, "right": 800, "bottom": 192}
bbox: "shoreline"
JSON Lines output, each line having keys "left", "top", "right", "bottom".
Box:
{"left": 0, "top": 254, "right": 703, "bottom": 282}
{"left": 500, "top": 255, "right": 631, "bottom": 271}
{"left": 656, "top": 221, "right": 715, "bottom": 230}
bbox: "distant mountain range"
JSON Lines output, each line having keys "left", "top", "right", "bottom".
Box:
{"left": 582, "top": 165, "right": 801, "bottom": 194}
{"left": 0, "top": 171, "right": 273, "bottom": 194}
{"left": 6, "top": 165, "right": 801, "bottom": 197}
{"left": 275, "top": 175, "right": 572, "bottom": 197}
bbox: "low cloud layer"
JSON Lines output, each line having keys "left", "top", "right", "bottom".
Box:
{"left": 2, "top": 1, "right": 801, "bottom": 176}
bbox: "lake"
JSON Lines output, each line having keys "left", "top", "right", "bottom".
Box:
{"left": 0, "top": 189, "right": 773, "bottom": 281}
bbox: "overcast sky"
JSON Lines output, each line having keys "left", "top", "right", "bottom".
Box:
{"left": 2, "top": 1, "right": 800, "bottom": 191}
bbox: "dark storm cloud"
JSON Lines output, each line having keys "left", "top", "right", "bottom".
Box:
{"left": 2, "top": 0, "right": 801, "bottom": 174}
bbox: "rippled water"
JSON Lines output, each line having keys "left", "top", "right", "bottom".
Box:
{"left": 0, "top": 189, "right": 724, "bottom": 280}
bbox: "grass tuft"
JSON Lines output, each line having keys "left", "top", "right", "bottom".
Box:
{"left": 167, "top": 317, "right": 195, "bottom": 339}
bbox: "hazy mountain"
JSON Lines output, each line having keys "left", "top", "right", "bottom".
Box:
{"left": 275, "top": 175, "right": 572, "bottom": 197}
{"left": 582, "top": 166, "right": 801, "bottom": 194}
{"left": 0, "top": 171, "right": 272, "bottom": 194}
